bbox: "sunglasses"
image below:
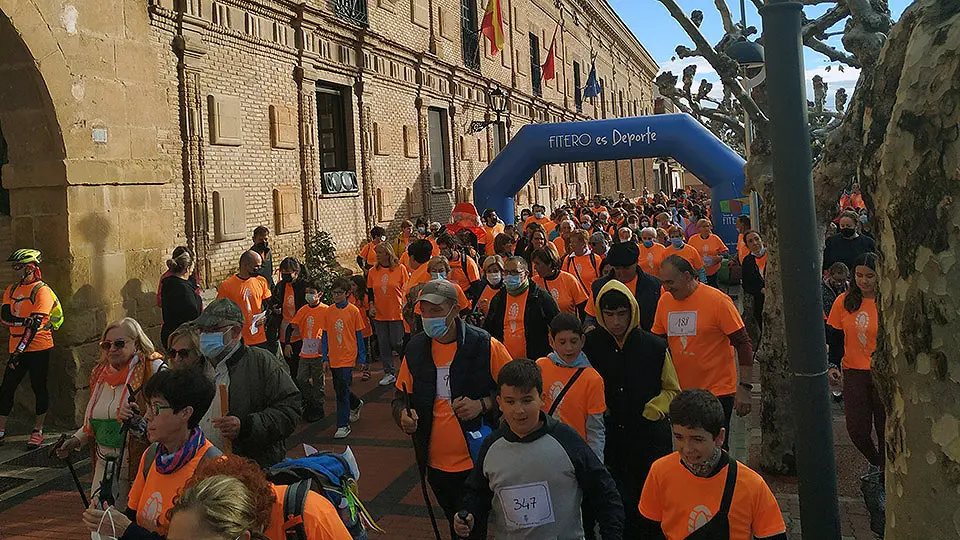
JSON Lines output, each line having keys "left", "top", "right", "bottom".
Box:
{"left": 168, "top": 348, "right": 193, "bottom": 359}
{"left": 100, "top": 340, "right": 128, "bottom": 351}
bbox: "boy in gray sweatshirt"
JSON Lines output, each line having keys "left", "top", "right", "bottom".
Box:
{"left": 455, "top": 358, "right": 624, "bottom": 540}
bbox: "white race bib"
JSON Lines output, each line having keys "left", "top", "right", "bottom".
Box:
{"left": 667, "top": 311, "right": 698, "bottom": 336}
{"left": 497, "top": 481, "right": 555, "bottom": 530}
{"left": 436, "top": 366, "right": 452, "bottom": 400}
{"left": 301, "top": 338, "right": 321, "bottom": 356}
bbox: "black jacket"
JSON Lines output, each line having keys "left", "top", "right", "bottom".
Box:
{"left": 251, "top": 243, "right": 275, "bottom": 288}
{"left": 822, "top": 233, "right": 875, "bottom": 271}
{"left": 590, "top": 267, "right": 661, "bottom": 331}
{"left": 270, "top": 277, "right": 310, "bottom": 343}
{"left": 482, "top": 281, "right": 560, "bottom": 360}
{"left": 392, "top": 321, "right": 500, "bottom": 468}
{"left": 741, "top": 253, "right": 765, "bottom": 325}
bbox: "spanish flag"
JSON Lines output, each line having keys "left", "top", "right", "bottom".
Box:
{"left": 481, "top": 0, "right": 505, "bottom": 56}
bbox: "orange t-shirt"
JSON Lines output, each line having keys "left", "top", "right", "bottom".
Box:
{"left": 687, "top": 234, "right": 729, "bottom": 276}
{"left": 396, "top": 338, "right": 512, "bottom": 472}
{"left": 663, "top": 243, "right": 705, "bottom": 272}
{"left": 4, "top": 281, "right": 55, "bottom": 353}
{"left": 737, "top": 235, "right": 750, "bottom": 264}
{"left": 368, "top": 264, "right": 409, "bottom": 322}
{"left": 267, "top": 484, "right": 352, "bottom": 540}
{"left": 651, "top": 284, "right": 744, "bottom": 396}
{"left": 128, "top": 441, "right": 216, "bottom": 535}
{"left": 638, "top": 243, "right": 666, "bottom": 277}
{"left": 216, "top": 275, "right": 272, "bottom": 345}
{"left": 827, "top": 294, "right": 877, "bottom": 371}
{"left": 534, "top": 271, "right": 588, "bottom": 315}
{"left": 639, "top": 453, "right": 786, "bottom": 540}
{"left": 536, "top": 358, "right": 606, "bottom": 440}
{"left": 585, "top": 275, "right": 637, "bottom": 317}
{"left": 448, "top": 256, "right": 481, "bottom": 294}
{"left": 483, "top": 224, "right": 505, "bottom": 256}
{"left": 755, "top": 252, "right": 768, "bottom": 278}
{"left": 349, "top": 295, "right": 373, "bottom": 338}
{"left": 554, "top": 235, "right": 567, "bottom": 256}
{"left": 358, "top": 241, "right": 380, "bottom": 267}
{"left": 320, "top": 303, "right": 366, "bottom": 368}
{"left": 280, "top": 285, "right": 301, "bottom": 343}
{"left": 562, "top": 253, "right": 602, "bottom": 294}
{"left": 503, "top": 290, "right": 528, "bottom": 358}
{"left": 523, "top": 216, "right": 555, "bottom": 233}
{"left": 476, "top": 284, "right": 501, "bottom": 316}
{"left": 291, "top": 303, "right": 328, "bottom": 359}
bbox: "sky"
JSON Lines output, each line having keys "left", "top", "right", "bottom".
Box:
{"left": 609, "top": 0, "right": 913, "bottom": 110}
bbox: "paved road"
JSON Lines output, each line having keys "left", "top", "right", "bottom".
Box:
{"left": 0, "top": 367, "right": 877, "bottom": 539}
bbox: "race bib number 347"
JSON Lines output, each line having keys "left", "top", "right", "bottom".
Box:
{"left": 497, "top": 481, "right": 555, "bottom": 530}
{"left": 667, "top": 311, "right": 698, "bottom": 337}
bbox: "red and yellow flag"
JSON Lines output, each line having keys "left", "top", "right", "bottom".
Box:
{"left": 481, "top": 0, "right": 505, "bottom": 56}
{"left": 542, "top": 24, "right": 559, "bottom": 81}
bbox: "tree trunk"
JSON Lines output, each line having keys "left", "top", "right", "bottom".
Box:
{"left": 849, "top": 1, "right": 960, "bottom": 536}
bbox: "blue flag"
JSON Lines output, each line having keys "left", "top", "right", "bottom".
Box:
{"left": 582, "top": 57, "right": 601, "bottom": 98}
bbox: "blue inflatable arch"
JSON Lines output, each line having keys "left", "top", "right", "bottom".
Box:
{"left": 473, "top": 113, "right": 746, "bottom": 249}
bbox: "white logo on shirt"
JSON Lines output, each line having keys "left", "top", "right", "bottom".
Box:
{"left": 507, "top": 302, "right": 521, "bottom": 334}
{"left": 688, "top": 504, "right": 713, "bottom": 532}
{"left": 140, "top": 491, "right": 164, "bottom": 530}
{"left": 335, "top": 319, "right": 345, "bottom": 344}
{"left": 855, "top": 310, "right": 870, "bottom": 347}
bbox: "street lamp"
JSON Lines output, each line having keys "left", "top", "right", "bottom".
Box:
{"left": 469, "top": 86, "right": 508, "bottom": 133}
{"left": 726, "top": 39, "right": 765, "bottom": 159}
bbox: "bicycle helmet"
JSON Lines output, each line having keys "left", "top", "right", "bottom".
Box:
{"left": 7, "top": 249, "right": 42, "bottom": 265}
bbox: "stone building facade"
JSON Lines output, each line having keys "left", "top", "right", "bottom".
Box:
{"left": 0, "top": 0, "right": 660, "bottom": 424}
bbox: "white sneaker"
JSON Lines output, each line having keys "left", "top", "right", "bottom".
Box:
{"left": 378, "top": 374, "right": 397, "bottom": 386}
{"left": 334, "top": 426, "right": 351, "bottom": 439}
{"left": 350, "top": 400, "right": 364, "bottom": 423}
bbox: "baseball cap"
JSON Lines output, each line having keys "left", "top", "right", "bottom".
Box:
{"left": 193, "top": 298, "right": 244, "bottom": 328}
{"left": 419, "top": 279, "right": 459, "bottom": 305}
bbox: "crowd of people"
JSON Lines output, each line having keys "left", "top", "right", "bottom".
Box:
{"left": 0, "top": 181, "right": 886, "bottom": 539}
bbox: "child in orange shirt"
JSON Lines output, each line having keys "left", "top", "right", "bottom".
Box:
{"left": 290, "top": 280, "right": 328, "bottom": 422}
{"left": 349, "top": 275, "right": 373, "bottom": 381}
{"left": 321, "top": 278, "right": 366, "bottom": 439}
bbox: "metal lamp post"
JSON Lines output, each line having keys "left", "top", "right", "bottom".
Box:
{"left": 760, "top": 0, "right": 842, "bottom": 537}
{"left": 727, "top": 39, "right": 765, "bottom": 233}
{"left": 469, "top": 86, "right": 508, "bottom": 133}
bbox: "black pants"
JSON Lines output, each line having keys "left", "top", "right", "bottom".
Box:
{"left": 253, "top": 340, "right": 279, "bottom": 356}
{"left": 718, "top": 394, "right": 735, "bottom": 451}
{"left": 0, "top": 349, "right": 50, "bottom": 416}
{"left": 427, "top": 467, "right": 487, "bottom": 540}
{"left": 605, "top": 419, "right": 673, "bottom": 540}
{"left": 283, "top": 340, "right": 302, "bottom": 379}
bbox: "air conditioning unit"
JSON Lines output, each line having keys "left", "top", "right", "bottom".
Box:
{"left": 321, "top": 171, "right": 359, "bottom": 195}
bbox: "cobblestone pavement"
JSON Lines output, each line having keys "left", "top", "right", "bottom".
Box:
{"left": 0, "top": 368, "right": 878, "bottom": 539}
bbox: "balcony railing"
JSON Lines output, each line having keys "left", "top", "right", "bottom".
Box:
{"left": 334, "top": 0, "right": 369, "bottom": 27}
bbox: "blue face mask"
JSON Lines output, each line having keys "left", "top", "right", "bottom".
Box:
{"left": 671, "top": 238, "right": 684, "bottom": 249}
{"left": 423, "top": 309, "right": 452, "bottom": 339}
{"left": 431, "top": 272, "right": 447, "bottom": 280}
{"left": 199, "top": 331, "right": 228, "bottom": 359}
{"left": 504, "top": 275, "right": 523, "bottom": 290}
{"left": 643, "top": 240, "right": 654, "bottom": 248}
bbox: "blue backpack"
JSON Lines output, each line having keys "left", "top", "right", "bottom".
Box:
{"left": 266, "top": 451, "right": 383, "bottom": 539}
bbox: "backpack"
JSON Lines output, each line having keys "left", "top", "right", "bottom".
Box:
{"left": 6, "top": 281, "right": 64, "bottom": 330}
{"left": 266, "top": 451, "right": 383, "bottom": 540}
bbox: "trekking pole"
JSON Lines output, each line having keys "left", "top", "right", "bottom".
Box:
{"left": 403, "top": 383, "right": 443, "bottom": 540}
{"left": 50, "top": 434, "right": 89, "bottom": 508}
{"left": 456, "top": 510, "right": 471, "bottom": 540}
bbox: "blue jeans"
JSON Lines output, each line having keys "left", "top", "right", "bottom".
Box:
{"left": 331, "top": 367, "right": 361, "bottom": 428}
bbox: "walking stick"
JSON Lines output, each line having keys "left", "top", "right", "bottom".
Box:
{"left": 50, "top": 434, "right": 89, "bottom": 508}
{"left": 403, "top": 383, "right": 443, "bottom": 540}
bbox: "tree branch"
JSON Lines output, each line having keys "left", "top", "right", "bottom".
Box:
{"left": 805, "top": 36, "right": 862, "bottom": 67}
{"left": 713, "top": 0, "right": 737, "bottom": 34}
{"left": 657, "top": 0, "right": 769, "bottom": 125}
{"left": 802, "top": 3, "right": 850, "bottom": 41}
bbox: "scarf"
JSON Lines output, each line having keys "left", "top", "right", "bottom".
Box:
{"left": 548, "top": 351, "right": 591, "bottom": 368}
{"left": 156, "top": 427, "right": 206, "bottom": 475}
{"left": 83, "top": 354, "right": 143, "bottom": 439}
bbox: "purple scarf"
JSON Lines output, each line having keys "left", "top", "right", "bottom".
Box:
{"left": 156, "top": 428, "right": 206, "bottom": 475}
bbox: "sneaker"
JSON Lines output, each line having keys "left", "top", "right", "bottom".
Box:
{"left": 334, "top": 426, "right": 351, "bottom": 439}
{"left": 378, "top": 373, "right": 397, "bottom": 386}
{"left": 350, "top": 400, "right": 364, "bottom": 423}
{"left": 26, "top": 429, "right": 43, "bottom": 450}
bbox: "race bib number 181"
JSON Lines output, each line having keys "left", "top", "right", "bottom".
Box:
{"left": 667, "top": 311, "right": 698, "bottom": 337}
{"left": 497, "top": 481, "right": 555, "bottom": 530}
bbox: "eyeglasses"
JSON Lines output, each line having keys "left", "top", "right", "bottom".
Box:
{"left": 100, "top": 340, "right": 128, "bottom": 351}
{"left": 504, "top": 269, "right": 524, "bottom": 276}
{"left": 147, "top": 403, "right": 174, "bottom": 416}
{"left": 168, "top": 348, "right": 193, "bottom": 359}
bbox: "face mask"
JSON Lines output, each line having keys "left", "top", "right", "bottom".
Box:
{"left": 504, "top": 275, "right": 523, "bottom": 290}
{"left": 199, "top": 331, "right": 229, "bottom": 359}
{"left": 380, "top": 236, "right": 387, "bottom": 242}
{"left": 423, "top": 308, "right": 453, "bottom": 339}
{"left": 418, "top": 226, "right": 426, "bottom": 234}
{"left": 305, "top": 293, "right": 318, "bottom": 304}
{"left": 280, "top": 273, "right": 293, "bottom": 283}
{"left": 431, "top": 272, "right": 447, "bottom": 280}
{"left": 753, "top": 247, "right": 766, "bottom": 257}
{"left": 859, "top": 214, "right": 869, "bottom": 224}
{"left": 91, "top": 505, "right": 118, "bottom": 540}
{"left": 840, "top": 228, "right": 856, "bottom": 238}
{"left": 671, "top": 238, "right": 684, "bottom": 249}
{"left": 643, "top": 240, "right": 654, "bottom": 248}
{"left": 535, "top": 212, "right": 545, "bottom": 219}
{"left": 487, "top": 272, "right": 502, "bottom": 286}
